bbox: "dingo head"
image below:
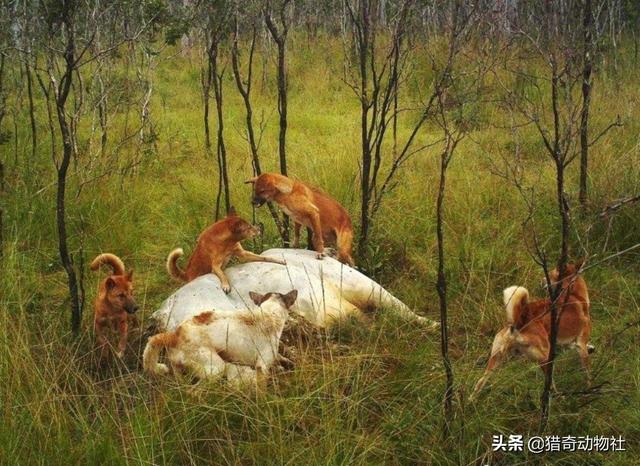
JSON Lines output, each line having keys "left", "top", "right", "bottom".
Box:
{"left": 225, "top": 207, "right": 261, "bottom": 240}
{"left": 245, "top": 173, "right": 294, "bottom": 207}
{"left": 105, "top": 270, "right": 138, "bottom": 314}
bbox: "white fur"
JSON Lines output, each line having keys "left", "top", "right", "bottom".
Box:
{"left": 151, "top": 248, "right": 438, "bottom": 331}
{"left": 146, "top": 294, "right": 292, "bottom": 385}
{"left": 503, "top": 286, "right": 528, "bottom": 324}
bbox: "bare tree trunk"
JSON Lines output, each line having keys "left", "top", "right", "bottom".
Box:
{"left": 25, "top": 62, "right": 37, "bottom": 163}
{"left": 56, "top": 143, "right": 82, "bottom": 334}
{"left": 0, "top": 158, "right": 3, "bottom": 256}
{"left": 97, "top": 72, "right": 108, "bottom": 157}
{"left": 53, "top": 5, "right": 83, "bottom": 334}
{"left": 202, "top": 47, "right": 213, "bottom": 157}
{"left": 356, "top": 0, "right": 372, "bottom": 254}
{"left": 181, "top": 0, "right": 195, "bottom": 57}
{"left": 136, "top": 47, "right": 159, "bottom": 160}
{"left": 265, "top": 0, "right": 291, "bottom": 245}
{"left": 0, "top": 53, "right": 5, "bottom": 255}
{"left": 540, "top": 158, "right": 570, "bottom": 428}
{"left": 273, "top": 40, "right": 288, "bottom": 177}
{"left": 12, "top": 97, "right": 19, "bottom": 165}
{"left": 214, "top": 76, "right": 230, "bottom": 218}
{"left": 579, "top": 0, "right": 593, "bottom": 206}
{"left": 209, "top": 41, "right": 230, "bottom": 218}
{"left": 231, "top": 19, "right": 286, "bottom": 240}
{"left": 264, "top": 3, "right": 289, "bottom": 177}
{"left": 35, "top": 72, "right": 58, "bottom": 165}
{"left": 540, "top": 54, "right": 570, "bottom": 429}
{"left": 436, "top": 143, "right": 454, "bottom": 434}
{"left": 609, "top": 0, "right": 618, "bottom": 74}
{"left": 231, "top": 22, "right": 261, "bottom": 172}
{"left": 345, "top": 0, "right": 417, "bottom": 254}
{"left": 634, "top": 27, "right": 639, "bottom": 67}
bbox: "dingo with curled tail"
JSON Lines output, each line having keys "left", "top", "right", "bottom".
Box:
{"left": 472, "top": 262, "right": 592, "bottom": 398}
{"left": 166, "top": 207, "right": 286, "bottom": 293}
{"left": 91, "top": 253, "right": 139, "bottom": 362}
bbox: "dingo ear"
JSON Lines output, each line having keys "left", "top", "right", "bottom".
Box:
{"left": 244, "top": 177, "right": 258, "bottom": 184}
{"left": 249, "top": 291, "right": 264, "bottom": 306}
{"left": 126, "top": 269, "right": 134, "bottom": 281}
{"left": 282, "top": 290, "right": 298, "bottom": 308}
{"left": 106, "top": 277, "right": 116, "bottom": 290}
{"left": 575, "top": 258, "right": 585, "bottom": 270}
{"left": 274, "top": 177, "right": 294, "bottom": 194}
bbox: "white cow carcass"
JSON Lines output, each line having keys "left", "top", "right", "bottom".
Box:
{"left": 149, "top": 248, "right": 438, "bottom": 332}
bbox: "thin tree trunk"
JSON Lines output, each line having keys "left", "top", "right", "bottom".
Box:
{"left": 0, "top": 71, "right": 3, "bottom": 252}
{"left": 25, "top": 62, "right": 37, "bottom": 163}
{"left": 634, "top": 27, "right": 638, "bottom": 66}
{"left": 0, "top": 172, "right": 3, "bottom": 256}
{"left": 358, "top": 0, "right": 372, "bottom": 254}
{"left": 436, "top": 143, "right": 454, "bottom": 434}
{"left": 265, "top": 3, "right": 291, "bottom": 245}
{"left": 35, "top": 71, "right": 57, "bottom": 165}
{"left": 210, "top": 41, "right": 230, "bottom": 218}
{"left": 12, "top": 108, "right": 18, "bottom": 165}
{"left": 56, "top": 144, "right": 82, "bottom": 333}
{"left": 579, "top": 0, "right": 593, "bottom": 206}
{"left": 540, "top": 159, "right": 570, "bottom": 428}
{"left": 231, "top": 22, "right": 286, "bottom": 240}
{"left": 540, "top": 63, "right": 570, "bottom": 429}
{"left": 275, "top": 42, "right": 290, "bottom": 246}
{"left": 231, "top": 31, "right": 260, "bottom": 173}
{"left": 202, "top": 50, "right": 213, "bottom": 157}
{"left": 275, "top": 39, "right": 288, "bottom": 177}
{"left": 352, "top": 0, "right": 412, "bottom": 252}
{"left": 53, "top": 3, "right": 83, "bottom": 335}
{"left": 97, "top": 73, "right": 107, "bottom": 157}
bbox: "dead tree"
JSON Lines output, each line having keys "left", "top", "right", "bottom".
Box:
{"left": 0, "top": 0, "right": 9, "bottom": 255}
{"left": 25, "top": 60, "right": 37, "bottom": 162}
{"left": 344, "top": 0, "right": 407, "bottom": 251}
{"left": 45, "top": 0, "right": 84, "bottom": 334}
{"left": 264, "top": 0, "right": 290, "bottom": 176}
{"left": 579, "top": 0, "right": 594, "bottom": 206}
{"left": 0, "top": 45, "right": 6, "bottom": 255}
{"left": 435, "top": 134, "right": 461, "bottom": 434}
{"left": 199, "top": 1, "right": 232, "bottom": 219}
{"left": 496, "top": 0, "right": 590, "bottom": 427}
{"left": 231, "top": 10, "right": 286, "bottom": 240}
{"left": 429, "top": 0, "right": 487, "bottom": 433}
{"left": 577, "top": 0, "right": 623, "bottom": 206}
{"left": 529, "top": 2, "right": 574, "bottom": 428}
{"left": 22, "top": 0, "right": 148, "bottom": 333}
{"left": 344, "top": 0, "right": 455, "bottom": 254}
{"left": 136, "top": 47, "right": 159, "bottom": 155}
{"left": 93, "top": 54, "right": 109, "bottom": 158}
{"left": 210, "top": 40, "right": 230, "bottom": 219}
{"left": 264, "top": 0, "right": 291, "bottom": 245}
{"left": 231, "top": 15, "right": 262, "bottom": 175}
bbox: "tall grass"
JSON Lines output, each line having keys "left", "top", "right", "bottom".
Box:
{"left": 1, "top": 36, "right": 639, "bottom": 464}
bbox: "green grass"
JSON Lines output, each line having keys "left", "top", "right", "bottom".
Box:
{"left": 1, "top": 36, "right": 639, "bottom": 465}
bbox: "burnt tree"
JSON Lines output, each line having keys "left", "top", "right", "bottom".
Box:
{"left": 579, "top": 0, "right": 594, "bottom": 205}
{"left": 200, "top": 1, "right": 232, "bottom": 219}
{"left": 264, "top": 0, "right": 291, "bottom": 245}
{"left": 231, "top": 10, "right": 287, "bottom": 240}
{"left": 47, "top": 0, "right": 84, "bottom": 333}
